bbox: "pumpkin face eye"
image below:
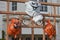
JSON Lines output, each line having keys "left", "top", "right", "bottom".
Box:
{"left": 32, "top": 2, "right": 35, "bottom": 5}
{"left": 14, "top": 22, "right": 19, "bottom": 25}
{"left": 32, "top": 2, "right": 38, "bottom": 6}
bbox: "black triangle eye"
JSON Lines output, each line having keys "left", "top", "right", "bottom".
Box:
{"left": 32, "top": 2, "right": 38, "bottom": 6}
{"left": 32, "top": 2, "right": 35, "bottom": 5}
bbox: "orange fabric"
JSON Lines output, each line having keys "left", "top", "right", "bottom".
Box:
{"left": 7, "top": 18, "right": 21, "bottom": 38}
{"left": 44, "top": 19, "right": 56, "bottom": 39}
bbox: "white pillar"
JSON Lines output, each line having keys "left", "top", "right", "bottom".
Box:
{"left": 0, "top": 14, "right": 3, "bottom": 39}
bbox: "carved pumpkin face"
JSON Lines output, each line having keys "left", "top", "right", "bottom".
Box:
{"left": 44, "top": 19, "right": 56, "bottom": 39}
{"left": 7, "top": 18, "right": 21, "bottom": 38}
{"left": 11, "top": 18, "right": 20, "bottom": 29}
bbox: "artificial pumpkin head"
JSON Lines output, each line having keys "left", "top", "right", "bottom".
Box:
{"left": 44, "top": 19, "right": 56, "bottom": 39}
{"left": 7, "top": 18, "right": 21, "bottom": 38}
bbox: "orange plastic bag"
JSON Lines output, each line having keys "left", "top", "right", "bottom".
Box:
{"left": 44, "top": 19, "right": 56, "bottom": 39}
{"left": 7, "top": 18, "right": 21, "bottom": 38}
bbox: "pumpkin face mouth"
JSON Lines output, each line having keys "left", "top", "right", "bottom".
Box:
{"left": 14, "top": 24, "right": 18, "bottom": 29}
{"left": 10, "top": 18, "right": 20, "bottom": 29}
{"left": 31, "top": 1, "right": 39, "bottom": 10}
{"left": 14, "top": 22, "right": 20, "bottom": 29}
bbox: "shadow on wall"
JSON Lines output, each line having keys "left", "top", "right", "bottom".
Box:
{"left": 1, "top": 30, "right": 5, "bottom": 40}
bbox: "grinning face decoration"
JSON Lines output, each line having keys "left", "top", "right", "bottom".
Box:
{"left": 25, "top": 1, "right": 41, "bottom": 16}
{"left": 31, "top": 1, "right": 39, "bottom": 10}
{"left": 25, "top": 1, "right": 43, "bottom": 23}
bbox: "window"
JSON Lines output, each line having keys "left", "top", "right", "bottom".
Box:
{"left": 26, "top": 37, "right": 36, "bottom": 40}
{"left": 38, "top": 37, "right": 48, "bottom": 40}
{"left": 12, "top": 2, "right": 17, "bottom": 11}
{"left": 38, "top": 37, "right": 42, "bottom": 40}
{"left": 30, "top": 0, "right": 47, "bottom": 12}
{"left": 40, "top": 0, "right": 47, "bottom": 12}
{"left": 34, "top": 37, "right": 36, "bottom": 40}
{"left": 40, "top": 5, "right": 47, "bottom": 12}
{"left": 26, "top": 37, "right": 31, "bottom": 40}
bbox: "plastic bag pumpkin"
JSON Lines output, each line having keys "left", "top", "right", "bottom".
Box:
{"left": 7, "top": 18, "right": 21, "bottom": 38}
{"left": 44, "top": 19, "right": 56, "bottom": 39}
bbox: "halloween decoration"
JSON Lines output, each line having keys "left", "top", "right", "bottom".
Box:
{"left": 25, "top": 1, "right": 43, "bottom": 22}
{"left": 44, "top": 19, "right": 56, "bottom": 39}
{"left": 7, "top": 18, "right": 21, "bottom": 38}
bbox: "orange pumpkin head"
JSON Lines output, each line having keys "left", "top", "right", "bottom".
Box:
{"left": 7, "top": 18, "right": 21, "bottom": 38}
{"left": 44, "top": 19, "right": 56, "bottom": 39}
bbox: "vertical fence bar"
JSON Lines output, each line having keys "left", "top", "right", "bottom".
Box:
{"left": 53, "top": 6, "right": 56, "bottom": 40}
{"left": 43, "top": 16, "right": 45, "bottom": 40}
{"left": 19, "top": 27, "right": 22, "bottom": 40}
{"left": 19, "top": 15, "right": 23, "bottom": 40}
{"left": 31, "top": 21, "right": 34, "bottom": 40}
{"left": 19, "top": 15, "right": 24, "bottom": 40}
{"left": 32, "top": 28, "right": 34, "bottom": 40}
{"left": 6, "top": 0, "right": 9, "bottom": 40}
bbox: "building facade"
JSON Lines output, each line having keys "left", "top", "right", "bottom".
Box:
{"left": 0, "top": 0, "right": 60, "bottom": 40}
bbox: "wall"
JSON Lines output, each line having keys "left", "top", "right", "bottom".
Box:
{"left": 0, "top": 1, "right": 7, "bottom": 11}
{"left": 56, "top": 22, "right": 60, "bottom": 40}
{"left": 0, "top": 15, "right": 3, "bottom": 39}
